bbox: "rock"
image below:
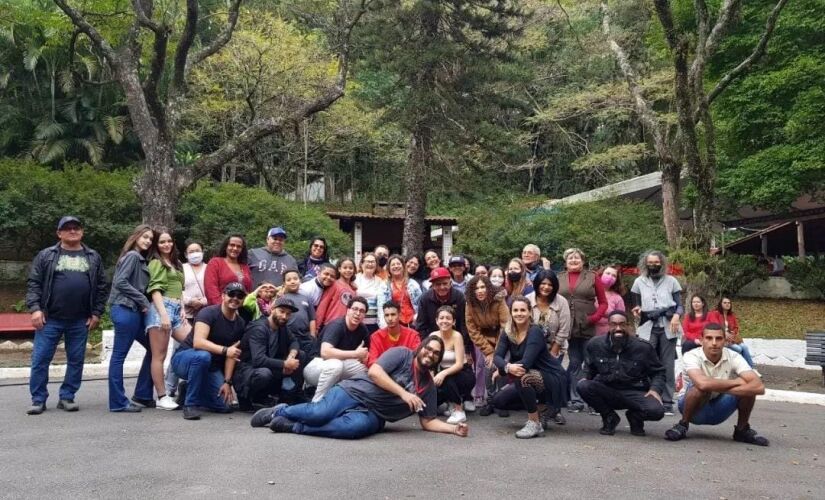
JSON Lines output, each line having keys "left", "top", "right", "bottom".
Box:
{"left": 17, "top": 341, "right": 34, "bottom": 351}
{"left": 0, "top": 340, "right": 16, "bottom": 351}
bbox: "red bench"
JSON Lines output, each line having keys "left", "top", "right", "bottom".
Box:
{"left": 0, "top": 313, "right": 36, "bottom": 335}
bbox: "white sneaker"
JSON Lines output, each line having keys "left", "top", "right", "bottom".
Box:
{"left": 515, "top": 419, "right": 544, "bottom": 439}
{"left": 463, "top": 400, "right": 476, "bottom": 412}
{"left": 447, "top": 410, "right": 467, "bottom": 424}
{"left": 157, "top": 395, "right": 179, "bottom": 411}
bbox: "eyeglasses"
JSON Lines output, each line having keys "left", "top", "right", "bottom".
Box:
{"left": 422, "top": 345, "right": 442, "bottom": 356}
{"left": 227, "top": 291, "right": 245, "bottom": 299}
{"left": 312, "top": 243, "right": 325, "bottom": 249}
{"left": 349, "top": 307, "right": 367, "bottom": 314}
{"left": 60, "top": 226, "right": 82, "bottom": 232}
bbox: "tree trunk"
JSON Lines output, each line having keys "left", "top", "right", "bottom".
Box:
{"left": 402, "top": 125, "right": 432, "bottom": 256}
{"left": 661, "top": 162, "right": 682, "bottom": 247}
{"left": 136, "top": 144, "right": 180, "bottom": 229}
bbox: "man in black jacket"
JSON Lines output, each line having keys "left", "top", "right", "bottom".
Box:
{"left": 25, "top": 216, "right": 108, "bottom": 415}
{"left": 414, "top": 267, "right": 466, "bottom": 340}
{"left": 578, "top": 311, "right": 666, "bottom": 436}
{"left": 234, "top": 297, "right": 305, "bottom": 410}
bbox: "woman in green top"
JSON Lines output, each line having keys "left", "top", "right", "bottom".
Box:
{"left": 143, "top": 229, "right": 186, "bottom": 411}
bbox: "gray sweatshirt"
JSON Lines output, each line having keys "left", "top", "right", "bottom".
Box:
{"left": 248, "top": 247, "right": 298, "bottom": 287}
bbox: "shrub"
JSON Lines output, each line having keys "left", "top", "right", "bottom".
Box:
{"left": 784, "top": 256, "right": 825, "bottom": 300}
{"left": 454, "top": 198, "right": 667, "bottom": 267}
{"left": 669, "top": 248, "right": 768, "bottom": 300}
{"left": 0, "top": 159, "right": 140, "bottom": 261}
{"left": 177, "top": 181, "right": 352, "bottom": 259}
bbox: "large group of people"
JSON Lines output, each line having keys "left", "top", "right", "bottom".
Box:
{"left": 24, "top": 215, "right": 769, "bottom": 446}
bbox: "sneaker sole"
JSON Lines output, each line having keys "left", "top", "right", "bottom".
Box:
{"left": 157, "top": 405, "right": 179, "bottom": 411}
{"left": 57, "top": 404, "right": 79, "bottom": 412}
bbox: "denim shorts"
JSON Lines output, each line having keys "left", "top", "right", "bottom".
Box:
{"left": 145, "top": 298, "right": 184, "bottom": 333}
{"left": 678, "top": 391, "right": 739, "bottom": 426}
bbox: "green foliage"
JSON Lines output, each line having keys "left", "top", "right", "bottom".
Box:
{"left": 669, "top": 248, "right": 768, "bottom": 299}
{"left": 784, "top": 256, "right": 825, "bottom": 300}
{"left": 454, "top": 198, "right": 666, "bottom": 266}
{"left": 736, "top": 298, "right": 825, "bottom": 340}
{"left": 0, "top": 159, "right": 140, "bottom": 261}
{"left": 177, "top": 182, "right": 352, "bottom": 258}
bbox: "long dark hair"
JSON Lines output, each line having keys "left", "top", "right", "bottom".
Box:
{"left": 688, "top": 294, "right": 708, "bottom": 321}
{"left": 466, "top": 275, "right": 498, "bottom": 310}
{"left": 405, "top": 254, "right": 427, "bottom": 282}
{"left": 715, "top": 296, "right": 734, "bottom": 315}
{"left": 217, "top": 234, "right": 249, "bottom": 264}
{"left": 148, "top": 228, "right": 182, "bottom": 271}
{"left": 119, "top": 224, "right": 153, "bottom": 259}
{"left": 600, "top": 264, "right": 626, "bottom": 295}
{"left": 532, "top": 269, "right": 559, "bottom": 304}
{"left": 302, "top": 237, "right": 329, "bottom": 264}
{"left": 336, "top": 256, "right": 357, "bottom": 286}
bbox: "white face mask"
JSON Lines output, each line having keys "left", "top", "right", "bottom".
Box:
{"left": 187, "top": 251, "right": 204, "bottom": 265}
{"left": 490, "top": 276, "right": 504, "bottom": 287}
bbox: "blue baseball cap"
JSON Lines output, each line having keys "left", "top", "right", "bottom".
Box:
{"left": 57, "top": 216, "right": 82, "bottom": 230}
{"left": 267, "top": 227, "right": 287, "bottom": 239}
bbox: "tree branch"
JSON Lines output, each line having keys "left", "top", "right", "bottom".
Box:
{"left": 172, "top": 0, "right": 198, "bottom": 91}
{"left": 189, "top": 0, "right": 242, "bottom": 69}
{"left": 703, "top": 0, "right": 742, "bottom": 58}
{"left": 706, "top": 0, "right": 790, "bottom": 105}
{"left": 130, "top": 0, "right": 164, "bottom": 34}
{"left": 53, "top": 0, "right": 119, "bottom": 64}
{"left": 601, "top": 2, "right": 671, "bottom": 163}
{"left": 142, "top": 27, "right": 169, "bottom": 132}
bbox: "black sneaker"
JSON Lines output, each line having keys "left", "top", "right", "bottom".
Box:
{"left": 663, "top": 403, "right": 675, "bottom": 416}
{"left": 57, "top": 399, "right": 79, "bottom": 412}
{"left": 479, "top": 405, "right": 494, "bottom": 417}
{"left": 733, "top": 425, "right": 769, "bottom": 447}
{"left": 269, "top": 415, "right": 295, "bottom": 433}
{"left": 554, "top": 412, "right": 567, "bottom": 426}
{"left": 251, "top": 407, "right": 275, "bottom": 428}
{"left": 626, "top": 411, "right": 645, "bottom": 436}
{"left": 599, "top": 412, "right": 621, "bottom": 435}
{"left": 131, "top": 397, "right": 156, "bottom": 409}
{"left": 200, "top": 405, "right": 233, "bottom": 414}
{"left": 112, "top": 403, "right": 142, "bottom": 413}
{"left": 26, "top": 402, "right": 46, "bottom": 415}
{"left": 496, "top": 408, "right": 510, "bottom": 418}
{"left": 568, "top": 401, "right": 585, "bottom": 413}
{"left": 182, "top": 406, "right": 201, "bottom": 420}
{"left": 175, "top": 381, "right": 188, "bottom": 406}
{"left": 665, "top": 421, "right": 689, "bottom": 441}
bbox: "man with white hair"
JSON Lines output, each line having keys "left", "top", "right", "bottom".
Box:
{"left": 522, "top": 244, "right": 547, "bottom": 282}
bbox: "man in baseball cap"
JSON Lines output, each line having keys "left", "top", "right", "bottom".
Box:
{"left": 248, "top": 226, "right": 298, "bottom": 288}
{"left": 414, "top": 267, "right": 467, "bottom": 342}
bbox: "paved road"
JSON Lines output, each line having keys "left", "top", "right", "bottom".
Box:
{"left": 1, "top": 379, "right": 822, "bottom": 499}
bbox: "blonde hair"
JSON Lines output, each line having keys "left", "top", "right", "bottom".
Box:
{"left": 563, "top": 247, "right": 585, "bottom": 262}
{"left": 504, "top": 295, "right": 533, "bottom": 343}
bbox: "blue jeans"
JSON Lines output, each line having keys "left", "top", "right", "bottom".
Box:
{"left": 726, "top": 344, "right": 754, "bottom": 367}
{"left": 278, "top": 386, "right": 384, "bottom": 439}
{"left": 171, "top": 348, "right": 227, "bottom": 410}
{"left": 108, "top": 305, "right": 154, "bottom": 410}
{"left": 30, "top": 318, "right": 88, "bottom": 404}
{"left": 678, "top": 392, "right": 739, "bottom": 425}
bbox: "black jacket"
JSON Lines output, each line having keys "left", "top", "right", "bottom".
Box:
{"left": 239, "top": 317, "right": 300, "bottom": 373}
{"left": 26, "top": 243, "right": 108, "bottom": 317}
{"left": 414, "top": 288, "right": 466, "bottom": 340}
{"left": 583, "top": 335, "right": 666, "bottom": 395}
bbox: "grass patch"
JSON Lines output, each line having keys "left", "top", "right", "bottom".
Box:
{"left": 736, "top": 298, "right": 825, "bottom": 339}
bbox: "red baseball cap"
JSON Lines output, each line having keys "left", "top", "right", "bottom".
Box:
{"left": 429, "top": 267, "right": 451, "bottom": 282}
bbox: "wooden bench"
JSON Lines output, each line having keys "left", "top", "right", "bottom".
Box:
{"left": 805, "top": 331, "right": 825, "bottom": 386}
{"left": 0, "top": 313, "right": 35, "bottom": 336}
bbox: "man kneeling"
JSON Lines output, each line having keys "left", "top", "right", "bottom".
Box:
{"left": 250, "top": 335, "right": 469, "bottom": 439}
{"left": 665, "top": 323, "right": 768, "bottom": 446}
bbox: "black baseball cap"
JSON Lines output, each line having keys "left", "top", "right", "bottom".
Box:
{"left": 274, "top": 297, "right": 299, "bottom": 312}
{"left": 448, "top": 255, "right": 466, "bottom": 267}
{"left": 223, "top": 282, "right": 246, "bottom": 295}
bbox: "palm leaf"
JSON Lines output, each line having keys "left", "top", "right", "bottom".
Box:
{"left": 33, "top": 121, "right": 65, "bottom": 140}
{"left": 103, "top": 115, "right": 126, "bottom": 144}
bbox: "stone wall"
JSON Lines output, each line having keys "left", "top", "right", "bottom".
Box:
{"left": 0, "top": 260, "right": 30, "bottom": 283}
{"left": 738, "top": 276, "right": 820, "bottom": 300}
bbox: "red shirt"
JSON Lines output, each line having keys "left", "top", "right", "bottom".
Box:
{"left": 367, "top": 326, "right": 421, "bottom": 366}
{"left": 204, "top": 257, "right": 252, "bottom": 305}
{"left": 707, "top": 310, "right": 739, "bottom": 336}
{"left": 390, "top": 280, "right": 415, "bottom": 325}
{"left": 681, "top": 314, "right": 708, "bottom": 342}
{"left": 315, "top": 280, "right": 355, "bottom": 330}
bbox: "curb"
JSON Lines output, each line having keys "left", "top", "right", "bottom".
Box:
{"left": 2, "top": 362, "right": 824, "bottom": 406}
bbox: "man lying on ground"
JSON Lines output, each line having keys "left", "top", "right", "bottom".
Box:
{"left": 250, "top": 335, "right": 469, "bottom": 439}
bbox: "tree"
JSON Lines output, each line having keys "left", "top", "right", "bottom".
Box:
{"left": 356, "top": 0, "right": 526, "bottom": 255}
{"left": 601, "top": 0, "right": 790, "bottom": 246}
{"left": 51, "top": 0, "right": 372, "bottom": 228}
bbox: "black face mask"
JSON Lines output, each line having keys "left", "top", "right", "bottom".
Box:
{"left": 377, "top": 256, "right": 388, "bottom": 268}
{"left": 507, "top": 271, "right": 522, "bottom": 283}
{"left": 646, "top": 264, "right": 662, "bottom": 277}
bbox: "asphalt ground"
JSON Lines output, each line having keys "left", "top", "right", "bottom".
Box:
{"left": 1, "top": 379, "right": 822, "bottom": 500}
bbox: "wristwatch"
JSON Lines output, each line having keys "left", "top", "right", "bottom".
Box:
{"left": 223, "top": 379, "right": 233, "bottom": 386}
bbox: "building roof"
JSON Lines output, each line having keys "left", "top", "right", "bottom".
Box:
{"left": 724, "top": 213, "right": 825, "bottom": 255}
{"left": 326, "top": 211, "right": 458, "bottom": 225}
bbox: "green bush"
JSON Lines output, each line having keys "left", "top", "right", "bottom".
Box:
{"left": 669, "top": 248, "right": 768, "bottom": 300}
{"left": 0, "top": 159, "right": 140, "bottom": 261}
{"left": 784, "top": 256, "right": 825, "bottom": 300}
{"left": 454, "top": 199, "right": 667, "bottom": 266}
{"left": 178, "top": 181, "right": 352, "bottom": 259}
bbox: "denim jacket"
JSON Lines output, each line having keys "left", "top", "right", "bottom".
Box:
{"left": 376, "top": 278, "right": 422, "bottom": 328}
{"left": 108, "top": 250, "right": 151, "bottom": 311}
